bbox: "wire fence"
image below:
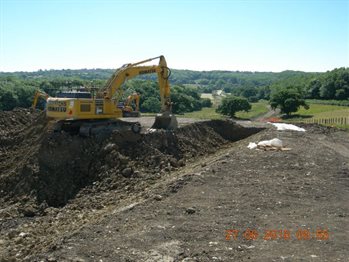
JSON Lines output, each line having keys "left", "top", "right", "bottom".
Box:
{"left": 304, "top": 117, "right": 348, "bottom": 126}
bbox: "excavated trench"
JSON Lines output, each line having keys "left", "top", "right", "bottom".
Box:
{"left": 0, "top": 109, "right": 263, "bottom": 208}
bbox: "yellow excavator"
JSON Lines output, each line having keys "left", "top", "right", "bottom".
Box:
{"left": 32, "top": 90, "right": 49, "bottom": 110}
{"left": 45, "top": 55, "right": 178, "bottom": 136}
{"left": 120, "top": 92, "right": 141, "bottom": 117}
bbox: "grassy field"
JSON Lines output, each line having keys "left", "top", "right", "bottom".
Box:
{"left": 295, "top": 104, "right": 349, "bottom": 117}
{"left": 306, "top": 99, "right": 349, "bottom": 107}
{"left": 146, "top": 100, "right": 349, "bottom": 129}
{"left": 235, "top": 101, "right": 269, "bottom": 119}
{"left": 286, "top": 103, "right": 349, "bottom": 129}
{"left": 182, "top": 101, "right": 269, "bottom": 120}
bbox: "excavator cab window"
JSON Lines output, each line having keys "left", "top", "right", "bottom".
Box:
{"left": 57, "top": 91, "right": 92, "bottom": 99}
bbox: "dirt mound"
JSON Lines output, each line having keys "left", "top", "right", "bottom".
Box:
{"left": 0, "top": 108, "right": 46, "bottom": 145}
{"left": 1, "top": 112, "right": 348, "bottom": 261}
{"left": 296, "top": 122, "right": 340, "bottom": 134}
{"left": 0, "top": 108, "right": 34, "bottom": 135}
{"left": 0, "top": 110, "right": 262, "bottom": 208}
{"left": 0, "top": 109, "right": 49, "bottom": 208}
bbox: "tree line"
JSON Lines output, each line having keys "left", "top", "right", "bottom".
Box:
{"left": 0, "top": 76, "right": 212, "bottom": 113}
{"left": 0, "top": 67, "right": 348, "bottom": 112}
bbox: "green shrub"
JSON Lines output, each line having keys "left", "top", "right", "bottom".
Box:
{"left": 216, "top": 96, "right": 251, "bottom": 117}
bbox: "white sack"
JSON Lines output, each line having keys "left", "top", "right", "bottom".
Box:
{"left": 257, "top": 138, "right": 283, "bottom": 148}
{"left": 247, "top": 142, "right": 257, "bottom": 149}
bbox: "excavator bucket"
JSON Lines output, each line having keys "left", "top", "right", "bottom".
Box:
{"left": 152, "top": 112, "right": 178, "bottom": 130}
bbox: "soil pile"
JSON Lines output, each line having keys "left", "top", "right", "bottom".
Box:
{"left": 0, "top": 109, "right": 48, "bottom": 206}
{"left": 0, "top": 108, "right": 47, "bottom": 145}
{"left": 0, "top": 109, "right": 261, "bottom": 209}
{"left": 2, "top": 109, "right": 347, "bottom": 261}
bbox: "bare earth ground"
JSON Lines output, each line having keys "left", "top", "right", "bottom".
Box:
{"left": 120, "top": 116, "right": 207, "bottom": 130}
{"left": 0, "top": 110, "right": 348, "bottom": 261}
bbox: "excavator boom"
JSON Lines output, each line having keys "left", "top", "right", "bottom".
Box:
{"left": 102, "top": 55, "right": 177, "bottom": 129}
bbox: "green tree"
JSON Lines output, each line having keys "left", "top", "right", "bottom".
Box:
{"left": 257, "top": 86, "right": 271, "bottom": 100}
{"left": 241, "top": 87, "right": 257, "bottom": 99}
{"left": 307, "top": 79, "right": 321, "bottom": 98}
{"left": 216, "top": 96, "right": 251, "bottom": 117}
{"left": 317, "top": 68, "right": 349, "bottom": 100}
{"left": 201, "top": 98, "right": 213, "bottom": 108}
{"left": 335, "top": 89, "right": 347, "bottom": 100}
{"left": 171, "top": 85, "right": 203, "bottom": 113}
{"left": 16, "top": 86, "right": 36, "bottom": 108}
{"left": 320, "top": 79, "right": 336, "bottom": 99}
{"left": 270, "top": 88, "right": 309, "bottom": 116}
{"left": 0, "top": 88, "right": 18, "bottom": 111}
{"left": 141, "top": 97, "right": 161, "bottom": 113}
{"left": 247, "top": 96, "right": 259, "bottom": 102}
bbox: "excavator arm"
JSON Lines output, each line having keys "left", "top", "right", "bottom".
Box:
{"left": 32, "top": 90, "right": 49, "bottom": 110}
{"left": 105, "top": 55, "right": 171, "bottom": 112}
{"left": 104, "top": 55, "right": 177, "bottom": 129}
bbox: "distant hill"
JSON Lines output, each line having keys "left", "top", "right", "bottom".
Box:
{"left": 0, "top": 68, "right": 318, "bottom": 92}
{"left": 1, "top": 67, "right": 347, "bottom": 111}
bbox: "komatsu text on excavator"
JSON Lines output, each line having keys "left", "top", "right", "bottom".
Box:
{"left": 45, "top": 55, "right": 178, "bottom": 136}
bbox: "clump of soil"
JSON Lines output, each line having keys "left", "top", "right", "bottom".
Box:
{"left": 0, "top": 109, "right": 262, "bottom": 208}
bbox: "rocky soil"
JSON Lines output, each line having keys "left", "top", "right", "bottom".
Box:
{"left": 0, "top": 109, "right": 348, "bottom": 261}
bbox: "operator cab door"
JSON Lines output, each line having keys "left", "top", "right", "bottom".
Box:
{"left": 95, "top": 99, "right": 104, "bottom": 114}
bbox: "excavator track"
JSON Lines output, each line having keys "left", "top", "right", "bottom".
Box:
{"left": 54, "top": 119, "right": 141, "bottom": 137}
{"left": 122, "top": 111, "right": 141, "bottom": 118}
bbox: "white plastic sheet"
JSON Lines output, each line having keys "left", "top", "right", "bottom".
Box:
{"left": 270, "top": 123, "right": 306, "bottom": 132}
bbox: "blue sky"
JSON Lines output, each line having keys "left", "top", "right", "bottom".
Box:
{"left": 0, "top": 0, "right": 348, "bottom": 72}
